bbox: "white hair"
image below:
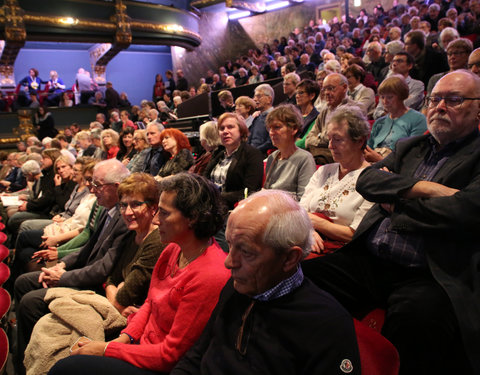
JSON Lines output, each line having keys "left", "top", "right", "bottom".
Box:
{"left": 21, "top": 160, "right": 41, "bottom": 175}
{"left": 94, "top": 159, "right": 130, "bottom": 184}
{"left": 248, "top": 190, "right": 313, "bottom": 258}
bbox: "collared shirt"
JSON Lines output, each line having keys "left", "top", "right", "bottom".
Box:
{"left": 210, "top": 148, "right": 239, "bottom": 190}
{"left": 367, "top": 134, "right": 470, "bottom": 267}
{"left": 254, "top": 266, "right": 304, "bottom": 302}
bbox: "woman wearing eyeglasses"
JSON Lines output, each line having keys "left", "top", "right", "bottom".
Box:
{"left": 49, "top": 173, "right": 230, "bottom": 375}
{"left": 364, "top": 75, "right": 427, "bottom": 163}
{"left": 103, "top": 173, "right": 164, "bottom": 317}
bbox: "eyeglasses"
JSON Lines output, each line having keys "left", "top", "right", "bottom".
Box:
{"left": 447, "top": 51, "right": 468, "bottom": 57}
{"left": 296, "top": 90, "right": 307, "bottom": 95}
{"left": 425, "top": 96, "right": 480, "bottom": 107}
{"left": 322, "top": 85, "right": 338, "bottom": 92}
{"left": 89, "top": 180, "right": 115, "bottom": 189}
{"left": 468, "top": 61, "right": 480, "bottom": 69}
{"left": 392, "top": 58, "right": 407, "bottom": 63}
{"left": 117, "top": 200, "right": 149, "bottom": 212}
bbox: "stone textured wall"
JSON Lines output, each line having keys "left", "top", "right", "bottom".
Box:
{"left": 174, "top": 0, "right": 407, "bottom": 86}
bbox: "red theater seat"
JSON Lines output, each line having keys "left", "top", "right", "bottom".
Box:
{"left": 0, "top": 328, "right": 8, "bottom": 373}
{"left": 0, "top": 245, "right": 8, "bottom": 262}
{"left": 0, "top": 232, "right": 6, "bottom": 244}
{"left": 0, "top": 288, "right": 10, "bottom": 321}
{"left": 0, "top": 264, "right": 9, "bottom": 286}
{"left": 354, "top": 319, "right": 400, "bottom": 375}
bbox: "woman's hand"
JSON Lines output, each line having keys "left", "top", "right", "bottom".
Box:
{"left": 122, "top": 158, "right": 130, "bottom": 166}
{"left": 363, "top": 146, "right": 383, "bottom": 163}
{"left": 311, "top": 231, "right": 325, "bottom": 254}
{"left": 54, "top": 174, "right": 62, "bottom": 186}
{"left": 70, "top": 340, "right": 108, "bottom": 356}
{"left": 33, "top": 247, "right": 58, "bottom": 262}
{"left": 52, "top": 215, "right": 64, "bottom": 223}
{"left": 41, "top": 235, "right": 59, "bottom": 248}
{"left": 121, "top": 306, "right": 139, "bottom": 318}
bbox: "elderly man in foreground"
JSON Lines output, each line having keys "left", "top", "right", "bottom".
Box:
{"left": 171, "top": 190, "right": 360, "bottom": 375}
{"left": 303, "top": 70, "right": 480, "bottom": 375}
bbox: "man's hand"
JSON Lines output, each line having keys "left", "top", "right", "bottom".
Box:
{"left": 17, "top": 201, "right": 27, "bottom": 211}
{"left": 41, "top": 235, "right": 59, "bottom": 248}
{"left": 404, "top": 181, "right": 459, "bottom": 199}
{"left": 38, "top": 266, "right": 66, "bottom": 287}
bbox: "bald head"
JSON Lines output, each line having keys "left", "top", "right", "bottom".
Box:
{"left": 225, "top": 190, "right": 312, "bottom": 296}
{"left": 468, "top": 48, "right": 480, "bottom": 77}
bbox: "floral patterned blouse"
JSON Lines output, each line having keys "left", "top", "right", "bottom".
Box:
{"left": 300, "top": 163, "right": 373, "bottom": 230}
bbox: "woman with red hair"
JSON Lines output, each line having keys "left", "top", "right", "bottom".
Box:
{"left": 156, "top": 129, "right": 194, "bottom": 179}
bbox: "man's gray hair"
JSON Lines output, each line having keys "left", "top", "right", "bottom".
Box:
{"left": 21, "top": 160, "right": 41, "bottom": 175}
{"left": 94, "top": 159, "right": 130, "bottom": 184}
{"left": 327, "top": 105, "right": 370, "bottom": 147}
{"left": 386, "top": 40, "right": 405, "bottom": 55}
{"left": 249, "top": 190, "right": 313, "bottom": 259}
{"left": 255, "top": 83, "right": 275, "bottom": 102}
{"left": 284, "top": 72, "right": 301, "bottom": 86}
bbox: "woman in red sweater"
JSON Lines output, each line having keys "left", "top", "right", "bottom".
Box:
{"left": 48, "top": 173, "right": 230, "bottom": 375}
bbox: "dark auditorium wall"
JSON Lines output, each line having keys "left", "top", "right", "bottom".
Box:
{"left": 14, "top": 45, "right": 172, "bottom": 106}
{"left": 171, "top": 11, "right": 258, "bottom": 88}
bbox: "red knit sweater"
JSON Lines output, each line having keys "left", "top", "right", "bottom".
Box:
{"left": 105, "top": 241, "right": 229, "bottom": 372}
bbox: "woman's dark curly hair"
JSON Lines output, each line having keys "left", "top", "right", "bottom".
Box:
{"left": 159, "top": 172, "right": 226, "bottom": 239}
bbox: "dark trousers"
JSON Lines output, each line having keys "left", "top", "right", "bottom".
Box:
{"left": 14, "top": 271, "right": 49, "bottom": 375}
{"left": 49, "top": 355, "right": 164, "bottom": 375}
{"left": 301, "top": 248, "right": 471, "bottom": 375}
{"left": 8, "top": 230, "right": 44, "bottom": 292}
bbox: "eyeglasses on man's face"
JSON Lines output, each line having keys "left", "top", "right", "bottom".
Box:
{"left": 425, "top": 96, "right": 480, "bottom": 108}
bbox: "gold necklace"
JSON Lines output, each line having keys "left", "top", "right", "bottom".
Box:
{"left": 170, "top": 241, "right": 210, "bottom": 277}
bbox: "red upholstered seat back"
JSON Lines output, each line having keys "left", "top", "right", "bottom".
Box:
{"left": 354, "top": 318, "right": 400, "bottom": 375}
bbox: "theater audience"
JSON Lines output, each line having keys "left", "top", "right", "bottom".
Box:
{"left": 76, "top": 131, "right": 97, "bottom": 157}
{"left": 14, "top": 159, "right": 131, "bottom": 375}
{"left": 105, "top": 173, "right": 163, "bottom": 316}
{"left": 301, "top": 105, "right": 372, "bottom": 255}
{"left": 344, "top": 64, "right": 376, "bottom": 117}
{"left": 234, "top": 95, "right": 256, "bottom": 128}
{"left": 10, "top": 158, "right": 95, "bottom": 283}
{"left": 49, "top": 173, "right": 230, "bottom": 374}
{"left": 282, "top": 72, "right": 301, "bottom": 105}
{"left": 469, "top": 47, "right": 480, "bottom": 77}
{"left": 116, "top": 127, "right": 137, "bottom": 165}
{"left": 100, "top": 129, "right": 120, "bottom": 160}
{"left": 404, "top": 29, "right": 449, "bottom": 86}
{"left": 373, "top": 52, "right": 424, "bottom": 119}
{"left": 302, "top": 70, "right": 480, "bottom": 375}
{"left": 204, "top": 113, "right": 263, "bottom": 210}
{"left": 142, "top": 122, "right": 166, "bottom": 176}
{"left": 34, "top": 106, "right": 58, "bottom": 140}
{"left": 426, "top": 38, "right": 473, "bottom": 94}
{"left": 189, "top": 121, "right": 222, "bottom": 176}
{"left": 306, "top": 73, "right": 357, "bottom": 165}
{"left": 365, "top": 76, "right": 427, "bottom": 162}
{"left": 156, "top": 129, "right": 194, "bottom": 178}
{"left": 264, "top": 104, "right": 316, "bottom": 200}
{"left": 248, "top": 84, "right": 274, "bottom": 155}
{"left": 7, "top": 148, "right": 61, "bottom": 238}
{"left": 217, "top": 90, "right": 235, "bottom": 114}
